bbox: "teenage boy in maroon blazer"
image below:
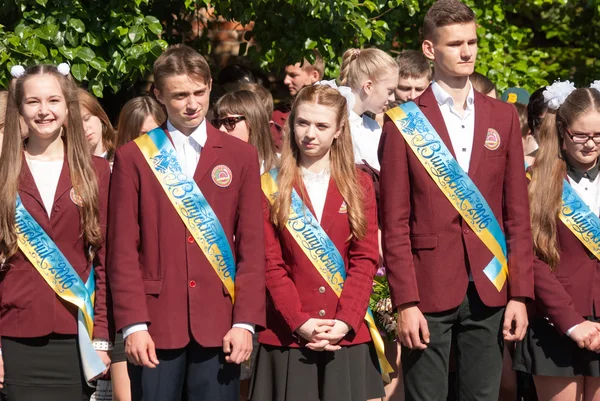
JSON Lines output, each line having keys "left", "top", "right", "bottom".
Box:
{"left": 107, "top": 44, "right": 265, "bottom": 401}
{"left": 378, "top": 1, "right": 534, "bottom": 400}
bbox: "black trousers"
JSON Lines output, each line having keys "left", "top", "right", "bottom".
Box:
{"left": 402, "top": 283, "right": 505, "bottom": 401}
{"left": 128, "top": 340, "right": 240, "bottom": 401}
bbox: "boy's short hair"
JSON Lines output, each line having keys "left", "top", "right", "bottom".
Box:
{"left": 153, "top": 44, "right": 211, "bottom": 90}
{"left": 395, "top": 50, "right": 433, "bottom": 81}
{"left": 423, "top": 0, "right": 476, "bottom": 41}
{"left": 300, "top": 50, "right": 324, "bottom": 80}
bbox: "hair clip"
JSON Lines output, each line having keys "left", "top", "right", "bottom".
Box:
{"left": 57, "top": 63, "right": 70, "bottom": 76}
{"left": 351, "top": 48, "right": 361, "bottom": 60}
{"left": 10, "top": 65, "right": 26, "bottom": 79}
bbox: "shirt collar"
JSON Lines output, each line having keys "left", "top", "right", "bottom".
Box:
{"left": 348, "top": 110, "right": 363, "bottom": 126}
{"left": 567, "top": 161, "right": 600, "bottom": 184}
{"left": 166, "top": 118, "right": 208, "bottom": 148}
{"left": 431, "top": 80, "right": 475, "bottom": 110}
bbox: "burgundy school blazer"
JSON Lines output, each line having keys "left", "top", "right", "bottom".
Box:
{"left": 531, "top": 214, "right": 600, "bottom": 334}
{"left": 107, "top": 123, "right": 266, "bottom": 350}
{"left": 379, "top": 87, "right": 534, "bottom": 313}
{"left": 0, "top": 155, "right": 111, "bottom": 340}
{"left": 259, "top": 171, "right": 378, "bottom": 347}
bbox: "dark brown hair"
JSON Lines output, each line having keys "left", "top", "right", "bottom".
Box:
{"left": 116, "top": 96, "right": 166, "bottom": 147}
{"left": 213, "top": 90, "right": 278, "bottom": 172}
{"left": 153, "top": 44, "right": 211, "bottom": 90}
{"left": 300, "top": 50, "right": 325, "bottom": 81}
{"left": 529, "top": 88, "right": 600, "bottom": 269}
{"left": 513, "top": 102, "right": 529, "bottom": 138}
{"left": 423, "top": 0, "right": 476, "bottom": 41}
{"left": 272, "top": 85, "right": 367, "bottom": 239}
{"left": 78, "top": 88, "right": 116, "bottom": 161}
{"left": 396, "top": 50, "right": 432, "bottom": 81}
{"left": 234, "top": 83, "right": 274, "bottom": 117}
{"left": 470, "top": 72, "right": 496, "bottom": 97}
{"left": 0, "top": 65, "right": 102, "bottom": 261}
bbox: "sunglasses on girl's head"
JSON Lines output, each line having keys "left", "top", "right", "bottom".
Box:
{"left": 211, "top": 116, "right": 246, "bottom": 131}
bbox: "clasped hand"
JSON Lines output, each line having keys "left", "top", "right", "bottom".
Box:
{"left": 570, "top": 321, "right": 600, "bottom": 352}
{"left": 295, "top": 318, "right": 349, "bottom": 351}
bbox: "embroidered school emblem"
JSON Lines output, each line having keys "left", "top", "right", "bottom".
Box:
{"left": 212, "top": 165, "right": 233, "bottom": 188}
{"left": 69, "top": 187, "right": 84, "bottom": 207}
{"left": 485, "top": 128, "right": 501, "bottom": 151}
{"left": 339, "top": 201, "right": 347, "bottom": 213}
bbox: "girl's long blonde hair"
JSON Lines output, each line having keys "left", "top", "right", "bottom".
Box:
{"left": 0, "top": 65, "right": 102, "bottom": 262}
{"left": 529, "top": 87, "right": 600, "bottom": 269}
{"left": 272, "top": 85, "right": 367, "bottom": 239}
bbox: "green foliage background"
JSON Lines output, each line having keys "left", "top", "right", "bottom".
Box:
{"left": 1, "top": 0, "right": 599, "bottom": 96}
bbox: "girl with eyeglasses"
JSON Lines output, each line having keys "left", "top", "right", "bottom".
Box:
{"left": 513, "top": 86, "right": 600, "bottom": 401}
{"left": 213, "top": 90, "right": 278, "bottom": 174}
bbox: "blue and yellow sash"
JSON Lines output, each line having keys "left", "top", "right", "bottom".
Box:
{"left": 560, "top": 179, "right": 600, "bottom": 259}
{"left": 261, "top": 169, "right": 393, "bottom": 382}
{"left": 387, "top": 103, "right": 508, "bottom": 291}
{"left": 134, "top": 128, "right": 236, "bottom": 301}
{"left": 15, "top": 196, "right": 105, "bottom": 382}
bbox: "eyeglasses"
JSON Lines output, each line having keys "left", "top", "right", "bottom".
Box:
{"left": 566, "top": 129, "right": 600, "bottom": 144}
{"left": 211, "top": 116, "right": 246, "bottom": 132}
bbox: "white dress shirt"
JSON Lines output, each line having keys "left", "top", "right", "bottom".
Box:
{"left": 349, "top": 111, "right": 382, "bottom": 171}
{"left": 301, "top": 166, "right": 331, "bottom": 222}
{"left": 26, "top": 158, "right": 63, "bottom": 217}
{"left": 123, "top": 119, "right": 254, "bottom": 338}
{"left": 431, "top": 81, "right": 476, "bottom": 173}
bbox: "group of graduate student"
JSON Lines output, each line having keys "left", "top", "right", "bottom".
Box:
{"left": 2, "top": 0, "right": 600, "bottom": 401}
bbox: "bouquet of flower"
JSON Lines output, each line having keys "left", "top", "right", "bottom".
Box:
{"left": 369, "top": 267, "right": 398, "bottom": 341}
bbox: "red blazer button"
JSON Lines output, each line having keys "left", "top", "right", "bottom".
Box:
{"left": 187, "top": 235, "right": 194, "bottom": 243}
{"left": 189, "top": 280, "right": 196, "bottom": 288}
{"left": 463, "top": 228, "right": 469, "bottom": 234}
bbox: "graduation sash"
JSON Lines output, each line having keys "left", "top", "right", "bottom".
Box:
{"left": 134, "top": 128, "right": 236, "bottom": 301}
{"left": 386, "top": 103, "right": 508, "bottom": 291}
{"left": 527, "top": 163, "right": 600, "bottom": 260}
{"left": 15, "top": 196, "right": 105, "bottom": 382}
{"left": 261, "top": 169, "right": 394, "bottom": 382}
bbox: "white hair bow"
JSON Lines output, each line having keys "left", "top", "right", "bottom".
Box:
{"left": 543, "top": 80, "right": 576, "bottom": 110}
{"left": 314, "top": 79, "right": 356, "bottom": 113}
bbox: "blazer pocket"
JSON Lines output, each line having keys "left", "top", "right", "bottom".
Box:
{"left": 1, "top": 268, "right": 34, "bottom": 309}
{"left": 143, "top": 279, "right": 163, "bottom": 295}
{"left": 410, "top": 235, "right": 438, "bottom": 250}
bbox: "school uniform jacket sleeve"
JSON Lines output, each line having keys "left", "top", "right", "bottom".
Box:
{"left": 92, "top": 158, "right": 111, "bottom": 340}
{"left": 335, "top": 172, "right": 379, "bottom": 332}
{"left": 531, "top": 256, "right": 584, "bottom": 334}
{"left": 231, "top": 153, "right": 266, "bottom": 328}
{"left": 502, "top": 108, "right": 535, "bottom": 300}
{"left": 378, "top": 118, "right": 420, "bottom": 309}
{"left": 106, "top": 148, "right": 149, "bottom": 331}
{"left": 263, "top": 197, "right": 312, "bottom": 333}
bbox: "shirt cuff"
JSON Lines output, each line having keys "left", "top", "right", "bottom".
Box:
{"left": 122, "top": 323, "right": 149, "bottom": 339}
{"left": 232, "top": 323, "right": 255, "bottom": 334}
{"left": 566, "top": 324, "right": 579, "bottom": 337}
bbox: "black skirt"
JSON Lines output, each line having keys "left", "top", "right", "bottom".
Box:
{"left": 2, "top": 334, "right": 94, "bottom": 401}
{"left": 249, "top": 342, "right": 385, "bottom": 401}
{"left": 513, "top": 317, "right": 600, "bottom": 377}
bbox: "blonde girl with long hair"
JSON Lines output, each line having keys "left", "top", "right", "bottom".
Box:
{"left": 0, "top": 64, "right": 111, "bottom": 401}
{"left": 513, "top": 84, "right": 600, "bottom": 401}
{"left": 249, "top": 85, "right": 384, "bottom": 401}
{"left": 335, "top": 47, "right": 398, "bottom": 172}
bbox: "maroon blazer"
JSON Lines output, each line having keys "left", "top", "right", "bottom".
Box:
{"left": 259, "top": 171, "right": 378, "bottom": 347}
{"left": 378, "top": 86, "right": 534, "bottom": 313}
{"left": 531, "top": 211, "right": 600, "bottom": 334}
{"left": 107, "top": 123, "right": 266, "bottom": 350}
{"left": 0, "top": 155, "right": 110, "bottom": 340}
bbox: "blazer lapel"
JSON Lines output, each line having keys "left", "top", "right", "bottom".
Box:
{"left": 53, "top": 155, "right": 72, "bottom": 206}
{"left": 18, "top": 153, "right": 46, "bottom": 213}
{"left": 320, "top": 178, "right": 344, "bottom": 234}
{"left": 467, "top": 91, "right": 491, "bottom": 177}
{"left": 193, "top": 123, "right": 221, "bottom": 183}
{"left": 417, "top": 87, "right": 457, "bottom": 159}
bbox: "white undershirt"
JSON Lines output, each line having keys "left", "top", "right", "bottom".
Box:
{"left": 26, "top": 158, "right": 63, "bottom": 217}
{"left": 123, "top": 120, "right": 255, "bottom": 339}
{"left": 431, "top": 81, "right": 476, "bottom": 172}
{"left": 301, "top": 166, "right": 331, "bottom": 222}
{"left": 349, "top": 111, "right": 382, "bottom": 171}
